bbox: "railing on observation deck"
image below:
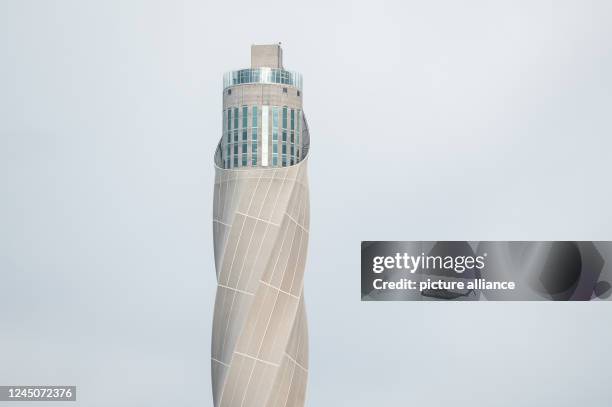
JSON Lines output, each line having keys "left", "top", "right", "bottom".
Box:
{"left": 223, "top": 68, "right": 303, "bottom": 91}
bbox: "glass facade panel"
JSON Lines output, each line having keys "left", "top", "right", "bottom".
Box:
{"left": 223, "top": 109, "right": 227, "bottom": 140}
{"left": 272, "top": 106, "right": 279, "bottom": 168}
{"left": 223, "top": 68, "right": 303, "bottom": 90}
{"left": 297, "top": 109, "right": 301, "bottom": 145}
{"left": 261, "top": 105, "right": 268, "bottom": 166}
{"left": 226, "top": 108, "right": 232, "bottom": 144}
{"left": 241, "top": 106, "right": 248, "bottom": 144}
{"left": 221, "top": 102, "right": 305, "bottom": 170}
{"left": 272, "top": 107, "right": 279, "bottom": 137}
{"left": 251, "top": 105, "right": 258, "bottom": 167}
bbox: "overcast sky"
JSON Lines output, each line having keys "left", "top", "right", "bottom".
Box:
{"left": 1, "top": 1, "right": 612, "bottom": 406}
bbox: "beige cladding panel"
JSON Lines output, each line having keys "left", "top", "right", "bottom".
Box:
{"left": 223, "top": 84, "right": 302, "bottom": 110}
{"left": 211, "top": 161, "right": 309, "bottom": 407}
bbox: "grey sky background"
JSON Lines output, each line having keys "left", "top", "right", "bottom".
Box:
{"left": 1, "top": 0, "right": 612, "bottom": 406}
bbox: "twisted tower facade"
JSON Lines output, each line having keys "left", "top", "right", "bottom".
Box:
{"left": 212, "top": 44, "right": 310, "bottom": 407}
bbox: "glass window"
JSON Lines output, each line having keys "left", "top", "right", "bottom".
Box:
{"left": 227, "top": 145, "right": 230, "bottom": 157}
{"left": 252, "top": 105, "right": 258, "bottom": 142}
{"left": 272, "top": 105, "right": 279, "bottom": 166}
{"left": 272, "top": 107, "right": 279, "bottom": 167}
{"left": 261, "top": 105, "right": 269, "bottom": 167}
{"left": 242, "top": 106, "right": 248, "bottom": 128}
{"left": 223, "top": 68, "right": 302, "bottom": 90}
{"left": 297, "top": 109, "right": 301, "bottom": 145}
{"left": 234, "top": 155, "right": 238, "bottom": 167}
{"left": 282, "top": 107, "right": 287, "bottom": 129}
{"left": 272, "top": 107, "right": 279, "bottom": 127}
{"left": 290, "top": 109, "right": 294, "bottom": 130}
{"left": 290, "top": 144, "right": 294, "bottom": 156}
{"left": 252, "top": 143, "right": 257, "bottom": 166}
{"left": 272, "top": 107, "right": 279, "bottom": 138}
{"left": 234, "top": 129, "right": 238, "bottom": 142}
{"left": 282, "top": 157, "right": 287, "bottom": 167}
{"left": 225, "top": 109, "right": 230, "bottom": 142}
{"left": 234, "top": 144, "right": 238, "bottom": 155}
{"left": 242, "top": 153, "right": 247, "bottom": 167}
{"left": 282, "top": 144, "right": 287, "bottom": 154}
{"left": 242, "top": 143, "right": 247, "bottom": 153}
{"left": 228, "top": 108, "right": 232, "bottom": 130}
{"left": 290, "top": 131, "right": 294, "bottom": 143}
{"left": 233, "top": 107, "right": 238, "bottom": 129}
{"left": 282, "top": 131, "right": 286, "bottom": 142}
{"left": 242, "top": 130, "right": 247, "bottom": 141}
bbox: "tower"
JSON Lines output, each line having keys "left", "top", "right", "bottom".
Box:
{"left": 211, "top": 44, "right": 310, "bottom": 407}
{"left": 220, "top": 44, "right": 305, "bottom": 169}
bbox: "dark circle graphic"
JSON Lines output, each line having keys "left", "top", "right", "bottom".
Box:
{"left": 537, "top": 242, "right": 582, "bottom": 296}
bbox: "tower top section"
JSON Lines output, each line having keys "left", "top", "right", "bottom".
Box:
{"left": 251, "top": 44, "right": 283, "bottom": 69}
{"left": 223, "top": 43, "right": 302, "bottom": 91}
